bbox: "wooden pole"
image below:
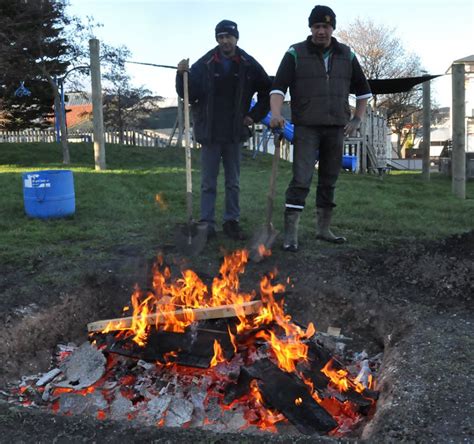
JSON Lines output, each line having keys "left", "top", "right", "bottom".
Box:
{"left": 183, "top": 70, "right": 193, "bottom": 222}
{"left": 422, "top": 75, "right": 431, "bottom": 180}
{"left": 167, "top": 117, "right": 178, "bottom": 147}
{"left": 177, "top": 96, "right": 184, "bottom": 147}
{"left": 87, "top": 300, "right": 263, "bottom": 332}
{"left": 452, "top": 63, "right": 466, "bottom": 199}
{"left": 89, "top": 38, "right": 106, "bottom": 171}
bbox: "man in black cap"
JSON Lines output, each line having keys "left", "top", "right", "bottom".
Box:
{"left": 270, "top": 5, "right": 372, "bottom": 251}
{"left": 176, "top": 20, "right": 271, "bottom": 241}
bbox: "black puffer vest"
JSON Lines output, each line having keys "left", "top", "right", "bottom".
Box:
{"left": 290, "top": 38, "right": 352, "bottom": 126}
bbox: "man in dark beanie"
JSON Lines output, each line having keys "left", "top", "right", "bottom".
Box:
{"left": 176, "top": 20, "right": 271, "bottom": 241}
{"left": 270, "top": 5, "right": 372, "bottom": 251}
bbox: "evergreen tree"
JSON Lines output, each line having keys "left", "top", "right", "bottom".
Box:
{"left": 0, "top": 0, "right": 71, "bottom": 131}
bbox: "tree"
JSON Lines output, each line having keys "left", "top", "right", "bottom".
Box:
{"left": 0, "top": 0, "right": 69, "bottom": 131}
{"left": 337, "top": 18, "right": 425, "bottom": 157}
{"left": 0, "top": 0, "right": 92, "bottom": 164}
{"left": 102, "top": 46, "right": 154, "bottom": 143}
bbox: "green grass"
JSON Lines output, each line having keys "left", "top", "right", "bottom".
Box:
{"left": 1, "top": 141, "right": 473, "bottom": 273}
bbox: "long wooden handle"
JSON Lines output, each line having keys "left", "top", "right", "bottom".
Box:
{"left": 87, "top": 300, "right": 263, "bottom": 333}
{"left": 265, "top": 134, "right": 281, "bottom": 227}
{"left": 183, "top": 69, "right": 192, "bottom": 221}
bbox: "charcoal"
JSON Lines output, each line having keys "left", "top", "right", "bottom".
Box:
{"left": 307, "top": 340, "right": 332, "bottom": 370}
{"left": 223, "top": 367, "right": 252, "bottom": 405}
{"left": 102, "top": 326, "right": 234, "bottom": 369}
{"left": 333, "top": 388, "right": 373, "bottom": 409}
{"left": 247, "top": 359, "right": 337, "bottom": 435}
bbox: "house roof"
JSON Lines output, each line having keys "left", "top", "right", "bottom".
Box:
{"left": 446, "top": 55, "right": 474, "bottom": 73}
{"left": 66, "top": 103, "right": 92, "bottom": 128}
{"left": 66, "top": 92, "right": 91, "bottom": 106}
{"left": 431, "top": 127, "right": 450, "bottom": 141}
{"left": 453, "top": 55, "right": 474, "bottom": 64}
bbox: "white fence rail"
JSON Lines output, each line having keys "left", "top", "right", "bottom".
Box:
{"left": 1, "top": 109, "right": 391, "bottom": 174}
{"left": 0, "top": 130, "right": 56, "bottom": 143}
{"left": 0, "top": 129, "right": 168, "bottom": 147}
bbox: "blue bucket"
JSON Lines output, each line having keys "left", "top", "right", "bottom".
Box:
{"left": 22, "top": 170, "right": 75, "bottom": 219}
{"left": 342, "top": 155, "right": 358, "bottom": 172}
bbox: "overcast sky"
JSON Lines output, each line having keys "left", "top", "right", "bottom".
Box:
{"left": 69, "top": 0, "right": 474, "bottom": 107}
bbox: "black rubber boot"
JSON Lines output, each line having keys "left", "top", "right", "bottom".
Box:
{"left": 283, "top": 211, "right": 301, "bottom": 252}
{"left": 223, "top": 220, "right": 246, "bottom": 241}
{"left": 316, "top": 208, "right": 346, "bottom": 244}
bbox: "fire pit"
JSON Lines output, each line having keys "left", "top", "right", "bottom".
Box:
{"left": 8, "top": 249, "right": 381, "bottom": 437}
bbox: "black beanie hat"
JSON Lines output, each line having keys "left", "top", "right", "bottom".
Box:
{"left": 308, "top": 5, "right": 336, "bottom": 29}
{"left": 215, "top": 20, "right": 239, "bottom": 39}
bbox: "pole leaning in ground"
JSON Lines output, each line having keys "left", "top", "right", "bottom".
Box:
{"left": 451, "top": 63, "right": 466, "bottom": 199}
{"left": 89, "top": 38, "right": 106, "bottom": 171}
{"left": 422, "top": 75, "right": 431, "bottom": 181}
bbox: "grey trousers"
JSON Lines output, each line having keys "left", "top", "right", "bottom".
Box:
{"left": 200, "top": 142, "right": 242, "bottom": 228}
{"left": 285, "top": 125, "right": 344, "bottom": 211}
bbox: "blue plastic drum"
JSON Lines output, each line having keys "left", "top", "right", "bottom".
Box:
{"left": 22, "top": 170, "right": 75, "bottom": 219}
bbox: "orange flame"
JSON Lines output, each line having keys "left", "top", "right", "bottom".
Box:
{"left": 321, "top": 359, "right": 368, "bottom": 394}
{"left": 101, "top": 250, "right": 257, "bottom": 344}
{"left": 155, "top": 193, "right": 168, "bottom": 210}
{"left": 257, "top": 244, "right": 272, "bottom": 258}
{"left": 209, "top": 340, "right": 226, "bottom": 367}
{"left": 100, "top": 249, "right": 320, "bottom": 387}
{"left": 256, "top": 330, "right": 308, "bottom": 373}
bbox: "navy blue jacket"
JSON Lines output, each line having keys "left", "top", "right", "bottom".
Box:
{"left": 176, "top": 47, "right": 271, "bottom": 145}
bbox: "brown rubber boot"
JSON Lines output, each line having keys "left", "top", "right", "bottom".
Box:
{"left": 283, "top": 211, "right": 301, "bottom": 252}
{"left": 316, "top": 208, "right": 346, "bottom": 244}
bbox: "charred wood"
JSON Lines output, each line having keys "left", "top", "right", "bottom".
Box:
{"left": 246, "top": 359, "right": 337, "bottom": 435}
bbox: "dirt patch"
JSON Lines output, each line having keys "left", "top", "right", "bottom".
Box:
{"left": 0, "top": 231, "right": 472, "bottom": 442}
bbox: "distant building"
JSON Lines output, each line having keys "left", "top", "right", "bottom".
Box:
{"left": 65, "top": 92, "right": 92, "bottom": 130}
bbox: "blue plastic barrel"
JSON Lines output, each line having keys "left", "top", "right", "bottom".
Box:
{"left": 342, "top": 155, "right": 358, "bottom": 172}
{"left": 22, "top": 170, "right": 75, "bottom": 219}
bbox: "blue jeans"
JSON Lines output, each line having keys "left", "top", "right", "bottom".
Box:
{"left": 200, "top": 143, "right": 242, "bottom": 228}
{"left": 285, "top": 125, "right": 344, "bottom": 211}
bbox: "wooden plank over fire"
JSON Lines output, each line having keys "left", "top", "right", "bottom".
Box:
{"left": 87, "top": 300, "right": 262, "bottom": 333}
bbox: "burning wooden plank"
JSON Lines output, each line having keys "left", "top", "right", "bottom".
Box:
{"left": 87, "top": 300, "right": 262, "bottom": 333}
{"left": 246, "top": 359, "right": 338, "bottom": 435}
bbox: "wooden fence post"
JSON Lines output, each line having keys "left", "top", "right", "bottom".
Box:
{"left": 422, "top": 75, "right": 431, "bottom": 180}
{"left": 452, "top": 63, "right": 466, "bottom": 199}
{"left": 89, "top": 38, "right": 106, "bottom": 170}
